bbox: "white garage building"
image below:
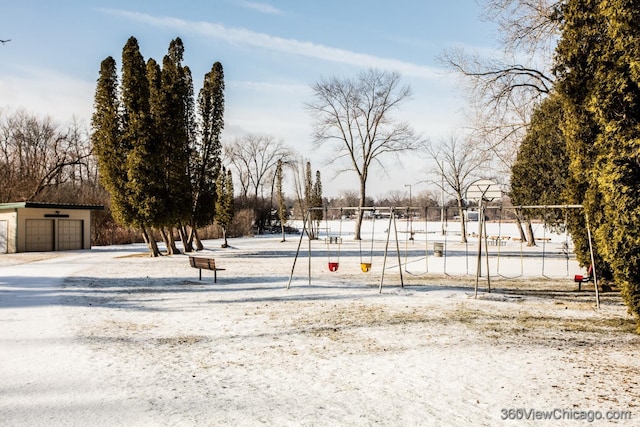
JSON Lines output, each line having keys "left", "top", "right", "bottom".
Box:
{"left": 0, "top": 202, "right": 104, "bottom": 254}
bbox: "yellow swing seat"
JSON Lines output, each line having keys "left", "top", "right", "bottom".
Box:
{"left": 360, "top": 262, "right": 372, "bottom": 273}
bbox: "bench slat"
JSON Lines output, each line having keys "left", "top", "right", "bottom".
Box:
{"left": 189, "top": 257, "right": 225, "bottom": 282}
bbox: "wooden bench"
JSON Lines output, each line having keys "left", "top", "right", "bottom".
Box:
{"left": 189, "top": 256, "right": 225, "bottom": 282}
{"left": 487, "top": 235, "right": 507, "bottom": 246}
{"left": 324, "top": 236, "right": 342, "bottom": 244}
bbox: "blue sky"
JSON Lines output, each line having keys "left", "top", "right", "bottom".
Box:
{"left": 0, "top": 0, "right": 498, "bottom": 198}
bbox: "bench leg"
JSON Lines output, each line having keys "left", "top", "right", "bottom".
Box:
{"left": 214, "top": 269, "right": 217, "bottom": 283}
{"left": 199, "top": 268, "right": 202, "bottom": 281}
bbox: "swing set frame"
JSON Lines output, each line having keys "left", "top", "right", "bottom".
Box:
{"left": 473, "top": 204, "right": 600, "bottom": 307}
{"left": 287, "top": 206, "right": 408, "bottom": 292}
{"left": 286, "top": 204, "right": 600, "bottom": 308}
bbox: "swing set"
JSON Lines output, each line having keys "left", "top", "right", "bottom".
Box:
{"left": 286, "top": 199, "right": 601, "bottom": 307}
{"left": 323, "top": 207, "right": 376, "bottom": 273}
{"left": 287, "top": 206, "right": 406, "bottom": 292}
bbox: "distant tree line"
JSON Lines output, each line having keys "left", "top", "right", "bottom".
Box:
{"left": 0, "top": 111, "right": 97, "bottom": 204}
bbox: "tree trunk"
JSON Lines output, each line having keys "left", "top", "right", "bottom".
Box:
{"left": 141, "top": 226, "right": 160, "bottom": 257}
{"left": 221, "top": 227, "right": 228, "bottom": 248}
{"left": 281, "top": 221, "right": 286, "bottom": 242}
{"left": 457, "top": 200, "right": 467, "bottom": 243}
{"left": 160, "top": 228, "right": 180, "bottom": 255}
{"left": 160, "top": 228, "right": 172, "bottom": 255}
{"left": 354, "top": 178, "right": 366, "bottom": 240}
{"left": 179, "top": 224, "right": 194, "bottom": 253}
{"left": 167, "top": 228, "right": 180, "bottom": 254}
{"left": 525, "top": 218, "right": 536, "bottom": 247}
{"left": 192, "top": 228, "right": 203, "bottom": 251}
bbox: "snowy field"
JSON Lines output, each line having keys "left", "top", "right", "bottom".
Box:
{"left": 1, "top": 219, "right": 639, "bottom": 426}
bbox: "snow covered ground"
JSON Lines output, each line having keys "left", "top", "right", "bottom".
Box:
{"left": 1, "top": 221, "right": 638, "bottom": 426}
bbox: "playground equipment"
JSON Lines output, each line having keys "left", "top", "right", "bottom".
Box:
{"left": 325, "top": 208, "right": 342, "bottom": 272}
{"left": 359, "top": 213, "right": 375, "bottom": 273}
{"left": 287, "top": 206, "right": 405, "bottom": 292}
{"left": 286, "top": 201, "right": 601, "bottom": 308}
{"left": 574, "top": 265, "right": 594, "bottom": 291}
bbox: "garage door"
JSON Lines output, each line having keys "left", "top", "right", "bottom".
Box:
{"left": 58, "top": 219, "right": 83, "bottom": 250}
{"left": 25, "top": 219, "right": 54, "bottom": 252}
{"left": 0, "top": 220, "right": 7, "bottom": 253}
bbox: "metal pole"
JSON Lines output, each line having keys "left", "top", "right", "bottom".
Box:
{"left": 440, "top": 161, "right": 446, "bottom": 235}
{"left": 379, "top": 211, "right": 394, "bottom": 293}
{"left": 308, "top": 210, "right": 312, "bottom": 286}
{"left": 393, "top": 209, "right": 405, "bottom": 288}
{"left": 405, "top": 184, "right": 413, "bottom": 240}
{"left": 425, "top": 206, "right": 429, "bottom": 273}
{"left": 483, "top": 205, "right": 491, "bottom": 292}
{"left": 287, "top": 210, "right": 309, "bottom": 289}
{"left": 585, "top": 212, "right": 600, "bottom": 309}
{"left": 474, "top": 199, "right": 483, "bottom": 298}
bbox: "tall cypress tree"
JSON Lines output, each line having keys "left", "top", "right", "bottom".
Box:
{"left": 91, "top": 57, "right": 129, "bottom": 223}
{"left": 93, "top": 36, "right": 225, "bottom": 257}
{"left": 120, "top": 36, "right": 162, "bottom": 256}
{"left": 312, "top": 170, "right": 323, "bottom": 214}
{"left": 276, "top": 159, "right": 287, "bottom": 242}
{"left": 158, "top": 38, "right": 192, "bottom": 232}
{"left": 190, "top": 61, "right": 225, "bottom": 250}
{"left": 215, "top": 167, "right": 234, "bottom": 248}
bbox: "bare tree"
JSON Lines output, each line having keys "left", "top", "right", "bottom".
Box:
{"left": 440, "top": 0, "right": 560, "bottom": 177}
{"left": 377, "top": 189, "right": 407, "bottom": 207}
{"left": 290, "top": 156, "right": 308, "bottom": 219}
{"left": 483, "top": 0, "right": 561, "bottom": 56}
{"left": 289, "top": 157, "right": 324, "bottom": 238}
{"left": 307, "top": 68, "right": 424, "bottom": 239}
{"left": 426, "top": 134, "right": 489, "bottom": 243}
{"left": 225, "top": 134, "right": 292, "bottom": 202}
{"left": 0, "top": 110, "right": 93, "bottom": 203}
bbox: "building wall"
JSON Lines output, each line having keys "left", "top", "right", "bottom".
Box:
{"left": 0, "top": 211, "right": 17, "bottom": 253}
{"left": 0, "top": 207, "right": 93, "bottom": 253}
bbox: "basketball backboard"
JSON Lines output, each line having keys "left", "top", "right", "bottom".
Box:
{"left": 466, "top": 179, "right": 501, "bottom": 202}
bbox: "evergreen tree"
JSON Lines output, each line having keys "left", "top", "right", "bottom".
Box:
{"left": 554, "top": 0, "right": 606, "bottom": 273}
{"left": 511, "top": 95, "right": 568, "bottom": 208}
{"left": 158, "top": 38, "right": 192, "bottom": 238}
{"left": 215, "top": 168, "right": 234, "bottom": 248}
{"left": 511, "top": 94, "right": 570, "bottom": 244}
{"left": 146, "top": 57, "right": 180, "bottom": 254}
{"left": 91, "top": 57, "right": 127, "bottom": 223}
{"left": 312, "top": 170, "right": 323, "bottom": 216}
{"left": 303, "top": 161, "right": 323, "bottom": 239}
{"left": 120, "top": 36, "right": 162, "bottom": 256}
{"left": 276, "top": 159, "right": 287, "bottom": 242}
{"left": 555, "top": 0, "right": 640, "bottom": 323}
{"left": 190, "top": 61, "right": 225, "bottom": 249}
{"left": 92, "top": 36, "right": 225, "bottom": 257}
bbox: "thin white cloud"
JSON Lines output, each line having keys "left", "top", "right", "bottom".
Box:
{"left": 236, "top": 1, "right": 284, "bottom": 15}
{"left": 0, "top": 67, "right": 94, "bottom": 124}
{"left": 100, "top": 9, "right": 441, "bottom": 80}
{"left": 228, "top": 80, "right": 309, "bottom": 94}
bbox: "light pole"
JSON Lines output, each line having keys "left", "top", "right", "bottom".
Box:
{"left": 405, "top": 184, "right": 413, "bottom": 240}
{"left": 440, "top": 160, "right": 445, "bottom": 236}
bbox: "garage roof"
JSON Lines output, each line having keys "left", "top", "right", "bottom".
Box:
{"left": 0, "top": 202, "right": 104, "bottom": 210}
